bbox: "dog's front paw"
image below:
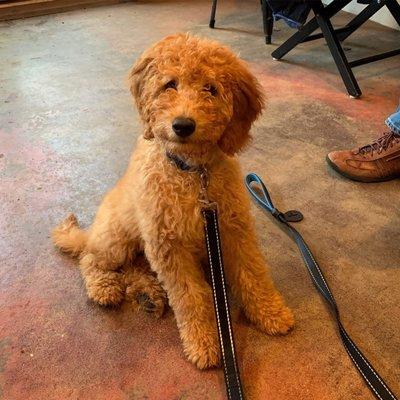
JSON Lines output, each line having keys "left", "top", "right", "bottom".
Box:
{"left": 181, "top": 325, "right": 220, "bottom": 369}
{"left": 256, "top": 303, "right": 295, "bottom": 335}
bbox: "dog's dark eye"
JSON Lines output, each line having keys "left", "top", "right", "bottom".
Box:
{"left": 204, "top": 84, "right": 217, "bottom": 96}
{"left": 164, "top": 80, "right": 177, "bottom": 90}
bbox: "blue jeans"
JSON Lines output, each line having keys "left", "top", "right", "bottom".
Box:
{"left": 386, "top": 101, "right": 400, "bottom": 135}
{"left": 266, "top": 0, "right": 312, "bottom": 29}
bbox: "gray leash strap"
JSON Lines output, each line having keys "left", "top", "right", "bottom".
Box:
{"left": 245, "top": 172, "right": 398, "bottom": 400}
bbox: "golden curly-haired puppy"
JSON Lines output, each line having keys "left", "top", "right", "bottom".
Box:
{"left": 52, "top": 34, "right": 294, "bottom": 369}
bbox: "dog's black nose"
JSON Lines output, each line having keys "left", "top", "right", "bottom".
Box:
{"left": 172, "top": 117, "right": 196, "bottom": 137}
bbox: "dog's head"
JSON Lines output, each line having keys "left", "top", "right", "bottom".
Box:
{"left": 129, "top": 34, "right": 264, "bottom": 160}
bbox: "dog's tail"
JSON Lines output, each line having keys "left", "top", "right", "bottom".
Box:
{"left": 52, "top": 214, "right": 88, "bottom": 258}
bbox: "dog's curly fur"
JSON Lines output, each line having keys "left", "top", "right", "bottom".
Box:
{"left": 52, "top": 34, "right": 294, "bottom": 369}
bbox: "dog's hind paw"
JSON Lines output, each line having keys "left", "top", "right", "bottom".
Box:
{"left": 86, "top": 271, "right": 125, "bottom": 306}
{"left": 127, "top": 284, "right": 168, "bottom": 318}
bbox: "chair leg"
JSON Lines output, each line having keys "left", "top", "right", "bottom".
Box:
{"left": 209, "top": 0, "right": 218, "bottom": 28}
{"left": 385, "top": 0, "right": 400, "bottom": 26}
{"left": 271, "top": 0, "right": 351, "bottom": 59}
{"left": 312, "top": 2, "right": 361, "bottom": 97}
{"left": 266, "top": 2, "right": 274, "bottom": 44}
{"left": 271, "top": 18, "right": 320, "bottom": 59}
{"left": 337, "top": 0, "right": 385, "bottom": 42}
{"left": 261, "top": 0, "right": 273, "bottom": 44}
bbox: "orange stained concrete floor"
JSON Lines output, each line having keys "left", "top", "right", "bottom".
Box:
{"left": 0, "top": 1, "right": 399, "bottom": 399}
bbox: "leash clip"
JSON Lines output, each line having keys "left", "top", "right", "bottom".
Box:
{"left": 199, "top": 168, "right": 209, "bottom": 203}
{"left": 198, "top": 168, "right": 217, "bottom": 210}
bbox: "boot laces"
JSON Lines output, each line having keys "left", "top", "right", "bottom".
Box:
{"left": 356, "top": 131, "right": 400, "bottom": 156}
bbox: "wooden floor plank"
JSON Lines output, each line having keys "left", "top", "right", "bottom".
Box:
{"left": 0, "top": 0, "right": 132, "bottom": 21}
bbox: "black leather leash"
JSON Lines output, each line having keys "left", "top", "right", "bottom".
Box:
{"left": 245, "top": 172, "right": 398, "bottom": 400}
{"left": 200, "top": 169, "right": 244, "bottom": 400}
{"left": 166, "top": 152, "right": 244, "bottom": 400}
{"left": 202, "top": 205, "right": 244, "bottom": 400}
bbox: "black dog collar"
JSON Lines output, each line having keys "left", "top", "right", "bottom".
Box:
{"left": 166, "top": 152, "right": 204, "bottom": 173}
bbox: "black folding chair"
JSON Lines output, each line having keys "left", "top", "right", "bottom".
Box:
{"left": 271, "top": 0, "right": 400, "bottom": 98}
{"left": 209, "top": 0, "right": 274, "bottom": 44}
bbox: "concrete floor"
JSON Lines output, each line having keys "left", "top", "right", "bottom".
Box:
{"left": 0, "top": 1, "right": 399, "bottom": 399}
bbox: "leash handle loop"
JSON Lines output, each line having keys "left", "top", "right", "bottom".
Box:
{"left": 245, "top": 173, "right": 398, "bottom": 400}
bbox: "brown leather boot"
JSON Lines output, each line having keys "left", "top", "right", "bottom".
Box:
{"left": 326, "top": 131, "right": 400, "bottom": 182}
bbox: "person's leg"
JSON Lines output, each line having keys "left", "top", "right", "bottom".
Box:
{"left": 326, "top": 100, "right": 400, "bottom": 182}
{"left": 385, "top": 101, "right": 400, "bottom": 135}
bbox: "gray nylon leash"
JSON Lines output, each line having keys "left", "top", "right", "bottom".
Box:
{"left": 245, "top": 172, "right": 398, "bottom": 400}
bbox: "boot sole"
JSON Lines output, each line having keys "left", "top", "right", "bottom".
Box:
{"left": 326, "top": 156, "right": 399, "bottom": 183}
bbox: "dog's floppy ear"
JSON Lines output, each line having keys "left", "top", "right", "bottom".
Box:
{"left": 218, "top": 61, "right": 264, "bottom": 155}
{"left": 129, "top": 53, "right": 155, "bottom": 139}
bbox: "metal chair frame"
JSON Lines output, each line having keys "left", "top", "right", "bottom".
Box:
{"left": 271, "top": 0, "right": 400, "bottom": 97}
{"left": 209, "top": 0, "right": 274, "bottom": 44}
{"left": 209, "top": 0, "right": 400, "bottom": 97}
